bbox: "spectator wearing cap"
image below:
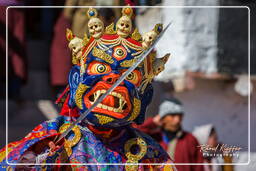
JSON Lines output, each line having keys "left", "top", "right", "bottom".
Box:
{"left": 136, "top": 97, "right": 204, "bottom": 171}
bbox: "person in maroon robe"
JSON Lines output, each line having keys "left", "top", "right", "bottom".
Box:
{"left": 50, "top": 12, "right": 72, "bottom": 92}
{"left": 136, "top": 97, "right": 205, "bottom": 171}
{"left": 0, "top": 2, "right": 27, "bottom": 99}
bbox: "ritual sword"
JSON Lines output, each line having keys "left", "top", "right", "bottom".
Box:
{"left": 54, "top": 22, "right": 172, "bottom": 145}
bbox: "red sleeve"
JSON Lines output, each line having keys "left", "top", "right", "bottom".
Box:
{"left": 134, "top": 117, "right": 159, "bottom": 134}
{"left": 134, "top": 117, "right": 163, "bottom": 143}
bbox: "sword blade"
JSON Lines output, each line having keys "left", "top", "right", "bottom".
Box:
{"left": 55, "top": 22, "right": 172, "bottom": 144}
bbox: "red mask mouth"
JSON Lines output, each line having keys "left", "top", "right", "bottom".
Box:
{"left": 83, "top": 81, "right": 132, "bottom": 119}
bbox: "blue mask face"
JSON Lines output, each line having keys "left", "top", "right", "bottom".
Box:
{"left": 61, "top": 7, "right": 169, "bottom": 128}
{"left": 67, "top": 35, "right": 153, "bottom": 128}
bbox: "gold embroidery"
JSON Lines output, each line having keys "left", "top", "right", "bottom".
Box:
{"left": 140, "top": 52, "right": 170, "bottom": 93}
{"left": 123, "top": 39, "right": 144, "bottom": 51}
{"left": 144, "top": 52, "right": 156, "bottom": 78}
{"left": 80, "top": 40, "right": 96, "bottom": 75}
{"left": 75, "top": 83, "right": 89, "bottom": 109}
{"left": 153, "top": 23, "right": 163, "bottom": 34}
{"left": 128, "top": 98, "right": 141, "bottom": 121}
{"left": 105, "top": 23, "right": 116, "bottom": 35}
{"left": 0, "top": 150, "right": 5, "bottom": 162}
{"left": 0, "top": 147, "right": 11, "bottom": 162}
{"left": 131, "top": 28, "right": 142, "bottom": 41}
{"left": 164, "top": 165, "right": 174, "bottom": 171}
{"left": 0, "top": 142, "right": 21, "bottom": 162}
{"left": 72, "top": 54, "right": 82, "bottom": 65}
{"left": 95, "top": 114, "right": 114, "bottom": 125}
{"left": 82, "top": 33, "right": 90, "bottom": 46}
{"left": 92, "top": 47, "right": 114, "bottom": 64}
{"left": 140, "top": 52, "right": 156, "bottom": 93}
{"left": 66, "top": 28, "right": 73, "bottom": 41}
{"left": 59, "top": 123, "right": 81, "bottom": 157}
{"left": 120, "top": 59, "right": 137, "bottom": 68}
{"left": 124, "top": 137, "right": 147, "bottom": 171}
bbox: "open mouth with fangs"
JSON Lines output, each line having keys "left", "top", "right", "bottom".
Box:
{"left": 83, "top": 81, "right": 132, "bottom": 119}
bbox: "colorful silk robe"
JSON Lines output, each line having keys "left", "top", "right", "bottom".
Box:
{"left": 0, "top": 116, "right": 176, "bottom": 170}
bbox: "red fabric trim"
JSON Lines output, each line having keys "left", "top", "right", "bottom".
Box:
{"left": 59, "top": 94, "right": 80, "bottom": 117}
{"left": 87, "top": 124, "right": 113, "bottom": 138}
{"left": 126, "top": 37, "right": 142, "bottom": 46}
{"left": 55, "top": 86, "right": 70, "bottom": 104}
{"left": 101, "top": 34, "right": 142, "bottom": 47}
{"left": 101, "top": 34, "right": 119, "bottom": 40}
{"left": 82, "top": 37, "right": 95, "bottom": 55}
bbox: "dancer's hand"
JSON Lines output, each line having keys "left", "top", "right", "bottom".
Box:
{"left": 153, "top": 115, "right": 162, "bottom": 126}
{"left": 48, "top": 141, "right": 60, "bottom": 155}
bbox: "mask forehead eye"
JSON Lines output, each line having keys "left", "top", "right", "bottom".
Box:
{"left": 113, "top": 46, "right": 127, "bottom": 61}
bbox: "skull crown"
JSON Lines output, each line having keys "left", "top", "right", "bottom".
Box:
{"left": 66, "top": 6, "right": 163, "bottom": 48}
{"left": 65, "top": 6, "right": 169, "bottom": 92}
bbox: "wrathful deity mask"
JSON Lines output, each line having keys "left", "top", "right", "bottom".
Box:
{"left": 60, "top": 6, "right": 170, "bottom": 128}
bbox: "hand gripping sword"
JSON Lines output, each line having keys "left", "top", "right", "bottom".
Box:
{"left": 54, "top": 22, "right": 172, "bottom": 145}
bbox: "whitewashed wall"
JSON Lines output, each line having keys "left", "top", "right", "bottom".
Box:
{"left": 136, "top": 0, "right": 219, "bottom": 81}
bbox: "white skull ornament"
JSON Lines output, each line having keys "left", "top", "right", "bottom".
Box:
{"left": 142, "top": 31, "right": 157, "bottom": 49}
{"left": 68, "top": 37, "right": 83, "bottom": 64}
{"left": 87, "top": 8, "right": 104, "bottom": 39}
{"left": 88, "top": 18, "right": 104, "bottom": 39}
{"left": 116, "top": 16, "right": 132, "bottom": 38}
{"left": 116, "top": 6, "right": 133, "bottom": 38}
